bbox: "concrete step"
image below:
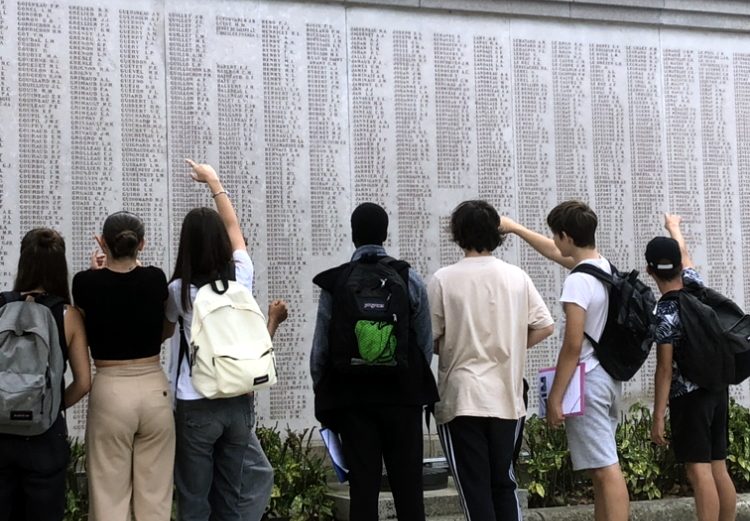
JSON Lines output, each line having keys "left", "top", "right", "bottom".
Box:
{"left": 327, "top": 479, "right": 528, "bottom": 520}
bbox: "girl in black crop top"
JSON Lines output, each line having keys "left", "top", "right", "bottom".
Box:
{"left": 0, "top": 228, "right": 91, "bottom": 521}
{"left": 72, "top": 211, "right": 175, "bottom": 521}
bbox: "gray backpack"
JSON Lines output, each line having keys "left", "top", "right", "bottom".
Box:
{"left": 0, "top": 292, "right": 65, "bottom": 436}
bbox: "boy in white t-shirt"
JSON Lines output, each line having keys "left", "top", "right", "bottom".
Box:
{"left": 502, "top": 200, "right": 629, "bottom": 521}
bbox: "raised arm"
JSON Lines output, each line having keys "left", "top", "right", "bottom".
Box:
{"left": 186, "top": 159, "right": 246, "bottom": 252}
{"left": 500, "top": 216, "right": 576, "bottom": 270}
{"left": 664, "top": 213, "right": 693, "bottom": 269}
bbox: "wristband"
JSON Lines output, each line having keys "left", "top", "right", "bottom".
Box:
{"left": 212, "top": 190, "right": 228, "bottom": 199}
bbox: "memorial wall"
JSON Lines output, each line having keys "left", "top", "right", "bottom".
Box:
{"left": 1, "top": 0, "right": 749, "bottom": 437}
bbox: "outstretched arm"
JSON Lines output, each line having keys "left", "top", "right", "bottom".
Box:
{"left": 500, "top": 216, "right": 576, "bottom": 270}
{"left": 664, "top": 213, "right": 693, "bottom": 269}
{"left": 186, "top": 159, "right": 246, "bottom": 252}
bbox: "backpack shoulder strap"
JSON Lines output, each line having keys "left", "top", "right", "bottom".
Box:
{"left": 570, "top": 263, "right": 613, "bottom": 285}
{"left": 175, "top": 316, "right": 192, "bottom": 391}
{"left": 0, "top": 291, "right": 21, "bottom": 306}
{"left": 313, "top": 262, "right": 351, "bottom": 293}
{"left": 378, "top": 256, "right": 411, "bottom": 287}
{"left": 569, "top": 264, "right": 612, "bottom": 348}
{"left": 659, "top": 289, "right": 681, "bottom": 303}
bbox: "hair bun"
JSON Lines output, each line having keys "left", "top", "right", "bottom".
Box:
{"left": 112, "top": 230, "right": 139, "bottom": 257}
{"left": 102, "top": 211, "right": 145, "bottom": 259}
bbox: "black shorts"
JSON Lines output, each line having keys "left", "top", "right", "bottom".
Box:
{"left": 669, "top": 387, "right": 729, "bottom": 463}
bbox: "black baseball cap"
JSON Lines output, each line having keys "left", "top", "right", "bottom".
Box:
{"left": 645, "top": 236, "right": 681, "bottom": 271}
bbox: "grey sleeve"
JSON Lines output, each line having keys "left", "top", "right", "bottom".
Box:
{"left": 407, "top": 268, "right": 433, "bottom": 366}
{"left": 310, "top": 289, "right": 333, "bottom": 389}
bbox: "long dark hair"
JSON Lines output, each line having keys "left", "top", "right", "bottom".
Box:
{"left": 102, "top": 211, "right": 144, "bottom": 259}
{"left": 14, "top": 228, "right": 71, "bottom": 304}
{"left": 170, "top": 207, "right": 233, "bottom": 310}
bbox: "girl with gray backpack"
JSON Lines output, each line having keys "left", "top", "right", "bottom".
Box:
{"left": 0, "top": 228, "right": 91, "bottom": 521}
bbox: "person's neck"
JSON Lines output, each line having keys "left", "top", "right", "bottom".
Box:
{"left": 463, "top": 249, "right": 492, "bottom": 258}
{"left": 570, "top": 247, "right": 600, "bottom": 265}
{"left": 655, "top": 277, "right": 683, "bottom": 295}
{"left": 107, "top": 257, "right": 139, "bottom": 273}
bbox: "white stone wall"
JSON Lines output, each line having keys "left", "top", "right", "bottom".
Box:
{"left": 0, "top": 0, "right": 748, "bottom": 437}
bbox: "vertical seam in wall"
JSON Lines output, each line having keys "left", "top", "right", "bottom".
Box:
{"left": 343, "top": 5, "right": 353, "bottom": 215}
{"left": 506, "top": 16, "right": 520, "bottom": 266}
{"left": 161, "top": 0, "right": 172, "bottom": 272}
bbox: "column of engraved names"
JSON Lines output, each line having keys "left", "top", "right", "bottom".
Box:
{"left": 551, "top": 41, "right": 589, "bottom": 201}
{"left": 662, "top": 49, "right": 703, "bottom": 266}
{"left": 349, "top": 27, "right": 389, "bottom": 206}
{"left": 0, "top": 0, "right": 12, "bottom": 285}
{"left": 167, "top": 12, "right": 212, "bottom": 251}
{"left": 18, "top": 2, "right": 64, "bottom": 231}
{"left": 511, "top": 39, "right": 557, "bottom": 299}
{"left": 393, "top": 30, "right": 431, "bottom": 275}
{"left": 216, "top": 16, "right": 259, "bottom": 257}
{"left": 474, "top": 36, "right": 513, "bottom": 211}
{"left": 70, "top": 6, "right": 114, "bottom": 273}
{"left": 626, "top": 46, "right": 663, "bottom": 272}
{"left": 434, "top": 32, "right": 470, "bottom": 268}
{"left": 121, "top": 9, "right": 168, "bottom": 268}
{"left": 262, "top": 20, "right": 308, "bottom": 420}
{"left": 735, "top": 53, "right": 750, "bottom": 308}
{"left": 699, "top": 51, "right": 736, "bottom": 295}
{"left": 434, "top": 33, "right": 470, "bottom": 190}
{"left": 473, "top": 34, "right": 517, "bottom": 267}
{"left": 307, "top": 23, "right": 346, "bottom": 256}
{"left": 589, "top": 43, "right": 630, "bottom": 267}
{"left": 624, "top": 44, "right": 664, "bottom": 397}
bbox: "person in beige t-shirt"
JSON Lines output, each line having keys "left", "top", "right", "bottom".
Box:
{"left": 428, "top": 200, "right": 553, "bottom": 521}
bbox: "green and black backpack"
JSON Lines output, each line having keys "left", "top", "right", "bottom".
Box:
{"left": 314, "top": 255, "right": 411, "bottom": 374}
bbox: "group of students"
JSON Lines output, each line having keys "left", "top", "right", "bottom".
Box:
{"left": 312, "top": 199, "right": 736, "bottom": 521}
{"left": 0, "top": 161, "right": 737, "bottom": 521}
{"left": 0, "top": 160, "right": 287, "bottom": 521}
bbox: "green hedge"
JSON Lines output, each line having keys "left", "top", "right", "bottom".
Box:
{"left": 519, "top": 399, "right": 750, "bottom": 508}
{"left": 59, "top": 399, "right": 750, "bottom": 518}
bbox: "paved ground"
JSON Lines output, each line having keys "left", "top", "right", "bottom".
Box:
{"left": 329, "top": 481, "right": 750, "bottom": 521}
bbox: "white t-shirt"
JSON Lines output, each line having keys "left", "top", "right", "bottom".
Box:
{"left": 428, "top": 256, "right": 554, "bottom": 424}
{"left": 166, "top": 249, "right": 255, "bottom": 400}
{"left": 559, "top": 256, "right": 610, "bottom": 373}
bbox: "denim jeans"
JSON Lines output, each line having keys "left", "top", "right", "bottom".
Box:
{"left": 175, "top": 395, "right": 273, "bottom": 521}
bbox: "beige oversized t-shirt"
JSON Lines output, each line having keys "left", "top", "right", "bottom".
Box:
{"left": 428, "top": 256, "right": 554, "bottom": 424}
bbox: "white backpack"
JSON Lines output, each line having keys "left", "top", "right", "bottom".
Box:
{"left": 186, "top": 281, "right": 277, "bottom": 399}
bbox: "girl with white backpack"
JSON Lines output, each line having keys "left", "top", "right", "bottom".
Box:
{"left": 165, "top": 159, "right": 287, "bottom": 521}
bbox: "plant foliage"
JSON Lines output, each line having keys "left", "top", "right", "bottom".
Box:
{"left": 257, "top": 425, "right": 335, "bottom": 521}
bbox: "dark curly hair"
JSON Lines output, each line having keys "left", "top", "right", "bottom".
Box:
{"left": 451, "top": 200, "right": 504, "bottom": 253}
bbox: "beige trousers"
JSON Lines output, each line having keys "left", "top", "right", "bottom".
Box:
{"left": 86, "top": 363, "right": 175, "bottom": 521}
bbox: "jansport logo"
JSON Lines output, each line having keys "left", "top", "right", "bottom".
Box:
{"left": 363, "top": 302, "right": 386, "bottom": 310}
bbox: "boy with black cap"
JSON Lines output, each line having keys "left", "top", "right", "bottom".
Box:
{"left": 310, "top": 202, "right": 438, "bottom": 521}
{"left": 647, "top": 213, "right": 736, "bottom": 521}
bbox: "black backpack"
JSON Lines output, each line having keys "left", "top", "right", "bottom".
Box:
{"left": 661, "top": 282, "right": 750, "bottom": 390}
{"left": 313, "top": 255, "right": 411, "bottom": 374}
{"left": 571, "top": 263, "right": 656, "bottom": 381}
